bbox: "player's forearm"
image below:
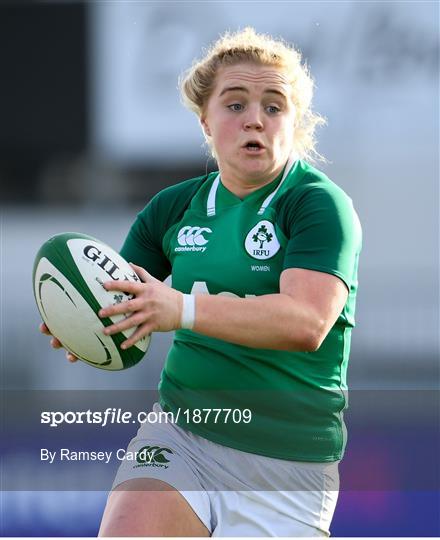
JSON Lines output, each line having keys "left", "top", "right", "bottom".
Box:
{"left": 193, "top": 293, "right": 324, "bottom": 351}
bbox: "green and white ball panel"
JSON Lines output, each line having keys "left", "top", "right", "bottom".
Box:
{"left": 33, "top": 232, "right": 150, "bottom": 370}
{"left": 66, "top": 238, "right": 149, "bottom": 354}
{"left": 34, "top": 257, "right": 124, "bottom": 370}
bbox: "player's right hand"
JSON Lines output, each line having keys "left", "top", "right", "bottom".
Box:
{"left": 39, "top": 322, "right": 78, "bottom": 362}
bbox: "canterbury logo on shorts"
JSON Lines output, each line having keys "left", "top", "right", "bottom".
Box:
{"left": 133, "top": 445, "right": 174, "bottom": 469}
{"left": 175, "top": 226, "right": 212, "bottom": 253}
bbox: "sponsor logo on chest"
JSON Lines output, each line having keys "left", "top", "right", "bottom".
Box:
{"left": 175, "top": 226, "right": 212, "bottom": 253}
{"left": 245, "top": 220, "right": 280, "bottom": 260}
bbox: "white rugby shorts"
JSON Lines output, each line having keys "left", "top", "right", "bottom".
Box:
{"left": 112, "top": 403, "right": 339, "bottom": 537}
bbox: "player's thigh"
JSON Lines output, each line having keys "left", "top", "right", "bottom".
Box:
{"left": 98, "top": 478, "right": 210, "bottom": 537}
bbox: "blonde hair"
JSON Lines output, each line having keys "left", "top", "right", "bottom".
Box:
{"left": 180, "top": 27, "right": 326, "bottom": 164}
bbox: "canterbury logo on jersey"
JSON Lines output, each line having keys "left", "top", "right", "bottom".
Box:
{"left": 175, "top": 226, "right": 212, "bottom": 253}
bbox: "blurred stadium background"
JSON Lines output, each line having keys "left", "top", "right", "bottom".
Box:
{"left": 1, "top": 0, "right": 438, "bottom": 537}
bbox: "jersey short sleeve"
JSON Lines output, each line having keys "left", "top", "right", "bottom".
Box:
{"left": 278, "top": 172, "right": 362, "bottom": 291}
{"left": 120, "top": 175, "right": 208, "bottom": 281}
{"left": 120, "top": 194, "right": 172, "bottom": 281}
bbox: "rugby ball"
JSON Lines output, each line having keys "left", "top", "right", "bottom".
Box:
{"left": 33, "top": 232, "right": 150, "bottom": 370}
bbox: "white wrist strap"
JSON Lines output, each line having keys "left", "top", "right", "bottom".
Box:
{"left": 181, "top": 294, "right": 196, "bottom": 330}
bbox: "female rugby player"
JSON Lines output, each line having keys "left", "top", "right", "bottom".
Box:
{"left": 41, "top": 28, "right": 361, "bottom": 536}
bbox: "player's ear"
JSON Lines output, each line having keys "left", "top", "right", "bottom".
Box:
{"left": 200, "top": 116, "right": 211, "bottom": 137}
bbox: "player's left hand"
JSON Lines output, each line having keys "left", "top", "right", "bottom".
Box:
{"left": 99, "top": 263, "right": 183, "bottom": 349}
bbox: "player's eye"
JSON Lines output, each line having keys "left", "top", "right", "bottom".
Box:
{"left": 228, "top": 103, "right": 244, "bottom": 112}
{"left": 266, "top": 105, "right": 281, "bottom": 114}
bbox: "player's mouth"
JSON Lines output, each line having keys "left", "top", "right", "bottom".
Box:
{"left": 242, "top": 141, "right": 266, "bottom": 154}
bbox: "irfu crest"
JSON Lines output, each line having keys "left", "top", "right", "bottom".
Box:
{"left": 245, "top": 220, "right": 280, "bottom": 260}
{"left": 252, "top": 224, "right": 273, "bottom": 249}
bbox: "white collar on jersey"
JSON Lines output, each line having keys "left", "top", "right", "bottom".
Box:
{"left": 206, "top": 154, "right": 297, "bottom": 217}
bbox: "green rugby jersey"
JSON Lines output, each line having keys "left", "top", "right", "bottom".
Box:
{"left": 120, "top": 159, "right": 362, "bottom": 462}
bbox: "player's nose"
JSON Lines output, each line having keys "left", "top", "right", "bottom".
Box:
{"left": 243, "top": 104, "right": 263, "bottom": 130}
